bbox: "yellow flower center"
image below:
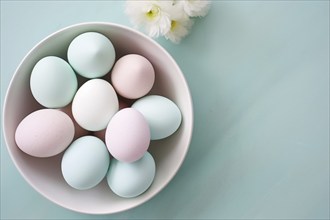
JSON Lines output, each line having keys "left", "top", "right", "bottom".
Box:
{"left": 146, "top": 6, "right": 160, "bottom": 20}
{"left": 170, "top": 20, "right": 177, "bottom": 31}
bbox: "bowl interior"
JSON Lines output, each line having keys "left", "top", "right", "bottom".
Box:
{"left": 3, "top": 22, "right": 193, "bottom": 214}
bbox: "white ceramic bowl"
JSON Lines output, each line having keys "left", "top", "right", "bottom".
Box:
{"left": 2, "top": 22, "right": 193, "bottom": 214}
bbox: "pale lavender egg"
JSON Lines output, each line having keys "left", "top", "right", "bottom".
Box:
{"left": 105, "top": 108, "right": 150, "bottom": 163}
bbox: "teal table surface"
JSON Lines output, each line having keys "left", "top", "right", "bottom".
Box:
{"left": 1, "top": 1, "right": 329, "bottom": 219}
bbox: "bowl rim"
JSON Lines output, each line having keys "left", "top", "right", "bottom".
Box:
{"left": 2, "top": 21, "right": 194, "bottom": 215}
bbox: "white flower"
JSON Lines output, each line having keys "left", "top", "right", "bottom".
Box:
{"left": 164, "top": 8, "right": 194, "bottom": 43}
{"left": 125, "top": 0, "right": 211, "bottom": 43}
{"left": 125, "top": 0, "right": 173, "bottom": 38}
{"left": 176, "top": 0, "right": 211, "bottom": 17}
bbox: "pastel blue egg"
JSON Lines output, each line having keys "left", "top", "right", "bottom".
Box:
{"left": 61, "top": 136, "right": 110, "bottom": 190}
{"left": 107, "top": 152, "right": 155, "bottom": 198}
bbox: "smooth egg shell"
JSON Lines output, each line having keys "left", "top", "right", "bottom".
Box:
{"left": 105, "top": 108, "right": 150, "bottom": 163}
{"left": 132, "top": 95, "right": 182, "bottom": 140}
{"left": 30, "top": 56, "right": 78, "bottom": 108}
{"left": 68, "top": 32, "right": 116, "bottom": 78}
{"left": 107, "top": 152, "right": 156, "bottom": 198}
{"left": 72, "top": 79, "right": 119, "bottom": 131}
{"left": 15, "top": 109, "right": 74, "bottom": 157}
{"left": 110, "top": 54, "right": 155, "bottom": 99}
{"left": 61, "top": 136, "right": 110, "bottom": 190}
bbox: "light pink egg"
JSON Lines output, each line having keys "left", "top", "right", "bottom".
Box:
{"left": 110, "top": 54, "right": 155, "bottom": 99}
{"left": 105, "top": 108, "right": 150, "bottom": 163}
{"left": 15, "top": 109, "right": 75, "bottom": 157}
{"left": 59, "top": 104, "right": 90, "bottom": 140}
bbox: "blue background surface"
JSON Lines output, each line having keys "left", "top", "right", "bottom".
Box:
{"left": 1, "top": 1, "right": 329, "bottom": 219}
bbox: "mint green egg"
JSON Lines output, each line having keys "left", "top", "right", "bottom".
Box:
{"left": 67, "top": 32, "right": 116, "bottom": 79}
{"left": 30, "top": 56, "right": 78, "bottom": 108}
{"left": 132, "top": 95, "right": 182, "bottom": 140}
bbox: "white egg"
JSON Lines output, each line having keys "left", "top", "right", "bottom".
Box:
{"left": 107, "top": 152, "right": 156, "bottom": 198}
{"left": 72, "top": 79, "right": 118, "bottom": 131}
{"left": 67, "top": 32, "right": 116, "bottom": 78}
{"left": 132, "top": 95, "right": 182, "bottom": 140}
{"left": 30, "top": 56, "right": 78, "bottom": 108}
{"left": 61, "top": 136, "right": 110, "bottom": 190}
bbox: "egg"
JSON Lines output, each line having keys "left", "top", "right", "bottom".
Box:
{"left": 67, "top": 32, "right": 116, "bottom": 78}
{"left": 15, "top": 109, "right": 74, "bottom": 157}
{"left": 61, "top": 136, "right": 110, "bottom": 190}
{"left": 72, "top": 79, "right": 119, "bottom": 131}
{"left": 107, "top": 152, "right": 156, "bottom": 198}
{"left": 30, "top": 56, "right": 78, "bottom": 108}
{"left": 105, "top": 108, "right": 150, "bottom": 163}
{"left": 110, "top": 54, "right": 155, "bottom": 99}
{"left": 132, "top": 95, "right": 182, "bottom": 140}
